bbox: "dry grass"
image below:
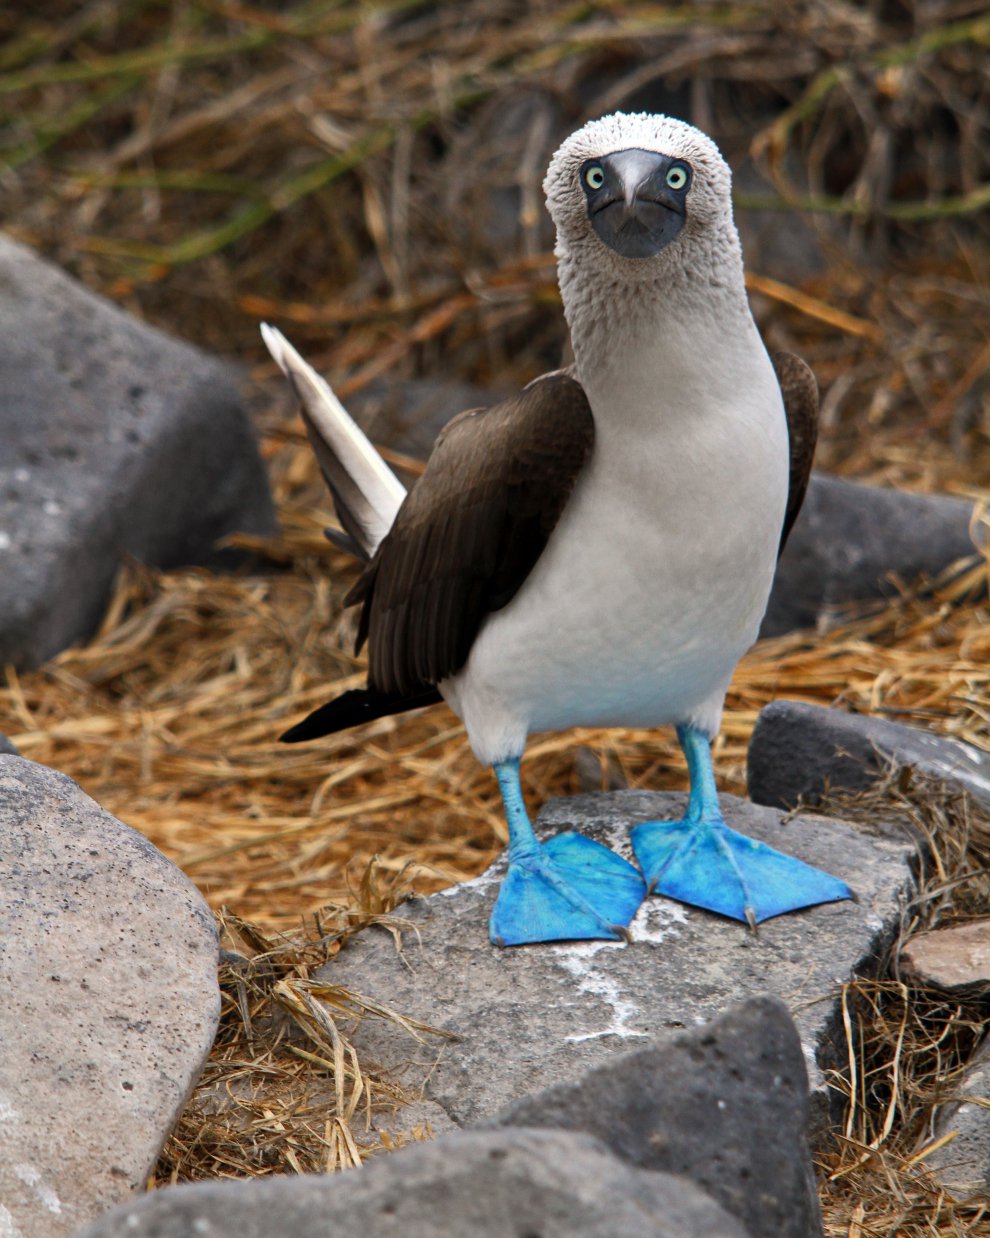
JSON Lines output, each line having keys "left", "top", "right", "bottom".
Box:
{"left": 813, "top": 775, "right": 990, "bottom": 1236}
{"left": 2, "top": 0, "right": 990, "bottom": 1228}
{"left": 155, "top": 903, "right": 456, "bottom": 1182}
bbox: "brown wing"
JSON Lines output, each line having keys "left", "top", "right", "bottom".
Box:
{"left": 772, "top": 351, "right": 819, "bottom": 554}
{"left": 346, "top": 371, "right": 595, "bottom": 698}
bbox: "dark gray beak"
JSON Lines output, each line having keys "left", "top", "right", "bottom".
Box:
{"left": 582, "top": 149, "right": 689, "bottom": 260}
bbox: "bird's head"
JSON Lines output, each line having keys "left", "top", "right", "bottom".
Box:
{"left": 544, "top": 113, "right": 735, "bottom": 275}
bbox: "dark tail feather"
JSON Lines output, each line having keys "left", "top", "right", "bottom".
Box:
{"left": 280, "top": 685, "right": 443, "bottom": 742}
{"left": 323, "top": 525, "right": 369, "bottom": 561}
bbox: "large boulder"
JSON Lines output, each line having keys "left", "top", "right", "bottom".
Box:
{"left": 72, "top": 1127, "right": 749, "bottom": 1238}
{"left": 0, "top": 234, "right": 276, "bottom": 668}
{"left": 763, "top": 474, "right": 979, "bottom": 636}
{"left": 493, "top": 997, "right": 822, "bottom": 1238}
{"left": 0, "top": 756, "right": 220, "bottom": 1237}
{"left": 748, "top": 700, "right": 990, "bottom": 811}
{"left": 349, "top": 376, "right": 509, "bottom": 483}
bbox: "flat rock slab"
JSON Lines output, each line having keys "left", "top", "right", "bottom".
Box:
{"left": 748, "top": 700, "right": 990, "bottom": 811}
{"left": 320, "top": 791, "right": 917, "bottom": 1141}
{"left": 0, "top": 756, "right": 220, "bottom": 1237}
{"left": 73, "top": 1127, "right": 748, "bottom": 1238}
{"left": 899, "top": 921, "right": 990, "bottom": 994}
{"left": 763, "top": 473, "right": 980, "bottom": 636}
{"left": 0, "top": 234, "right": 276, "bottom": 668}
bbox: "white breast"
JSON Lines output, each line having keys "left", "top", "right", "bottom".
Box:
{"left": 443, "top": 310, "right": 789, "bottom": 767}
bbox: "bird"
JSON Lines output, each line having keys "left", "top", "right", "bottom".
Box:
{"left": 263, "top": 111, "right": 852, "bottom": 947}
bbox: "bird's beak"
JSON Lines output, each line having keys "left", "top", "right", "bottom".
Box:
{"left": 586, "top": 149, "right": 686, "bottom": 260}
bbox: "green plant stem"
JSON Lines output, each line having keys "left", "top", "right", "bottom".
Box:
{"left": 3, "top": 77, "right": 141, "bottom": 171}
{"left": 735, "top": 182, "right": 990, "bottom": 221}
{"left": 69, "top": 168, "right": 265, "bottom": 196}
{"left": 0, "top": 0, "right": 427, "bottom": 95}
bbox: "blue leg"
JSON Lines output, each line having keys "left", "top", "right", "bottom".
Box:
{"left": 489, "top": 757, "right": 646, "bottom": 947}
{"left": 630, "top": 726, "right": 853, "bottom": 927}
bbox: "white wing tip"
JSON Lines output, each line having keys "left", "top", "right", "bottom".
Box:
{"left": 260, "top": 321, "right": 290, "bottom": 376}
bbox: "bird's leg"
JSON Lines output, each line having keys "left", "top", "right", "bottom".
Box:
{"left": 488, "top": 756, "right": 646, "bottom": 947}
{"left": 630, "top": 725, "right": 853, "bottom": 927}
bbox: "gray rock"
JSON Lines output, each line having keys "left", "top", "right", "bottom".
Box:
{"left": 735, "top": 158, "right": 827, "bottom": 282}
{"left": 72, "top": 1127, "right": 749, "bottom": 1238}
{"left": 494, "top": 996, "right": 821, "bottom": 1238}
{"left": 317, "top": 791, "right": 916, "bottom": 1143}
{"left": 0, "top": 234, "right": 276, "bottom": 669}
{"left": 0, "top": 732, "right": 18, "bottom": 755}
{"left": 350, "top": 376, "right": 509, "bottom": 475}
{"left": 763, "top": 474, "right": 979, "bottom": 636}
{"left": 898, "top": 920, "right": 990, "bottom": 994}
{"left": 748, "top": 700, "right": 990, "bottom": 812}
{"left": 0, "top": 755, "right": 220, "bottom": 1237}
{"left": 928, "top": 1039, "right": 990, "bottom": 1197}
{"left": 574, "top": 744, "right": 628, "bottom": 792}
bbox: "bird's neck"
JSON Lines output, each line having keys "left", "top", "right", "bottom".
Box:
{"left": 571, "top": 271, "right": 757, "bottom": 406}
{"left": 563, "top": 240, "right": 762, "bottom": 428}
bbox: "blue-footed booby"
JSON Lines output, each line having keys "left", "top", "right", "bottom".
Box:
{"left": 264, "top": 111, "right": 852, "bottom": 946}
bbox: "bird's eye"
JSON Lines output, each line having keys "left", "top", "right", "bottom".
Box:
{"left": 666, "top": 165, "right": 688, "bottom": 191}
{"left": 584, "top": 165, "right": 605, "bottom": 190}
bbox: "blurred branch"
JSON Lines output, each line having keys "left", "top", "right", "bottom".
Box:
{"left": 69, "top": 169, "right": 265, "bottom": 196}
{"left": 78, "top": 126, "right": 395, "bottom": 265}
{"left": 4, "top": 77, "right": 140, "bottom": 171}
{"left": 744, "top": 272, "right": 883, "bottom": 343}
{"left": 0, "top": 0, "right": 425, "bottom": 95}
{"left": 736, "top": 183, "right": 990, "bottom": 221}
{"left": 0, "top": 26, "right": 271, "bottom": 93}
{"left": 757, "top": 9, "right": 990, "bottom": 160}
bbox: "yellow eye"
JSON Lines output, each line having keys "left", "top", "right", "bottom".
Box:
{"left": 584, "top": 165, "right": 605, "bottom": 190}
{"left": 666, "top": 165, "right": 688, "bottom": 191}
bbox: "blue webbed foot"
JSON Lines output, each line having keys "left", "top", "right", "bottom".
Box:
{"left": 632, "top": 724, "right": 853, "bottom": 927}
{"left": 490, "top": 831, "right": 646, "bottom": 947}
{"left": 631, "top": 814, "right": 852, "bottom": 926}
{"left": 488, "top": 755, "right": 645, "bottom": 947}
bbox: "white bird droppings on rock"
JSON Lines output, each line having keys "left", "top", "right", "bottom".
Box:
{"left": 321, "top": 790, "right": 918, "bottom": 1138}
{"left": 0, "top": 1203, "right": 24, "bottom": 1238}
{"left": 13, "top": 1165, "right": 61, "bottom": 1215}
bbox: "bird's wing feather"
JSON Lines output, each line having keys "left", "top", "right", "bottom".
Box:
{"left": 772, "top": 351, "right": 819, "bottom": 554}
{"left": 349, "top": 371, "right": 595, "bottom": 697}
{"left": 261, "top": 323, "right": 406, "bottom": 559}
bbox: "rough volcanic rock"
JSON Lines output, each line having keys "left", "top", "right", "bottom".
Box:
{"left": 748, "top": 700, "right": 990, "bottom": 811}
{"left": 72, "top": 1127, "right": 749, "bottom": 1238}
{"left": 0, "top": 756, "right": 220, "bottom": 1237}
{"left": 763, "top": 474, "right": 979, "bottom": 636}
{"left": 349, "top": 376, "right": 509, "bottom": 482}
{"left": 928, "top": 1039, "right": 990, "bottom": 1198}
{"left": 0, "top": 233, "right": 276, "bottom": 668}
{"left": 494, "top": 996, "right": 822, "bottom": 1238}
{"left": 317, "top": 791, "right": 917, "bottom": 1143}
